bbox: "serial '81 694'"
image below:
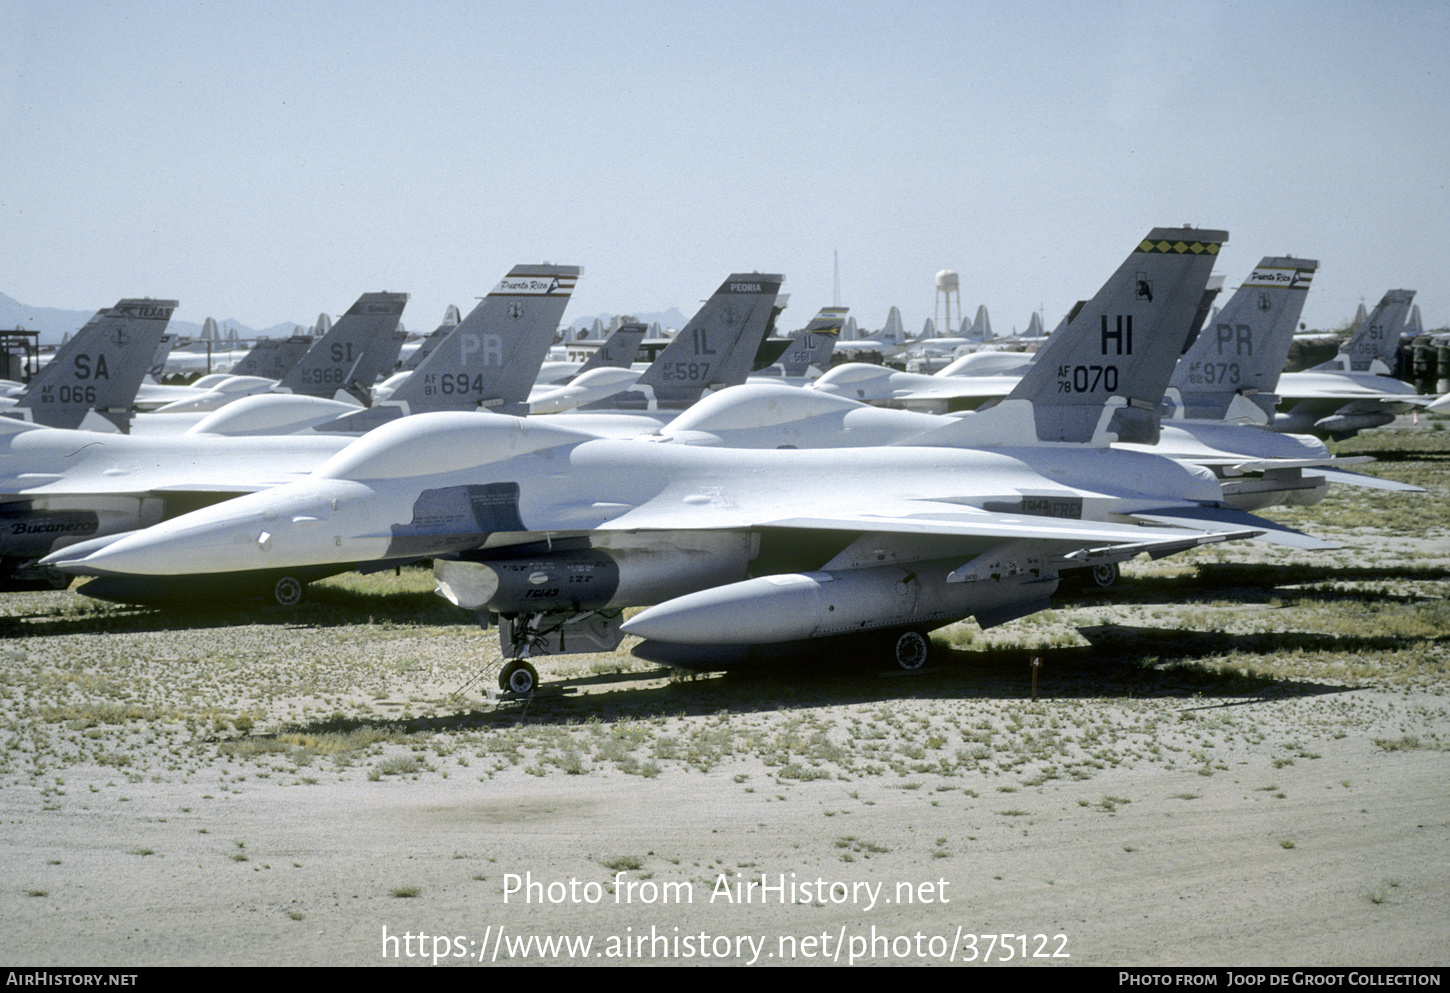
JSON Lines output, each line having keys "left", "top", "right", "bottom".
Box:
{"left": 422, "top": 373, "right": 488, "bottom": 397}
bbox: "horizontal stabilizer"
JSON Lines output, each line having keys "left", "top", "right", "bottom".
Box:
{"left": 1129, "top": 505, "right": 1337, "bottom": 549}
{"left": 1307, "top": 468, "right": 1425, "bottom": 492}
{"left": 1215, "top": 455, "right": 1372, "bottom": 476}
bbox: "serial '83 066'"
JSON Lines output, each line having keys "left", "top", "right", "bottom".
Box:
{"left": 40, "top": 385, "right": 99, "bottom": 405}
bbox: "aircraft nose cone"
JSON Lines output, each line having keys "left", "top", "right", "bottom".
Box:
{"left": 45, "top": 520, "right": 243, "bottom": 578}
{"left": 44, "top": 481, "right": 379, "bottom": 581}
{"left": 39, "top": 532, "right": 139, "bottom": 574}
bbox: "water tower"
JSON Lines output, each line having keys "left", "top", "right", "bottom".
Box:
{"left": 935, "top": 270, "right": 960, "bottom": 340}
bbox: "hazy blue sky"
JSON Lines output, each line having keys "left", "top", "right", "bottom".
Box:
{"left": 4, "top": 0, "right": 1447, "bottom": 335}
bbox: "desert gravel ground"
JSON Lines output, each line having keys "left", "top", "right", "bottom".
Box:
{"left": 0, "top": 422, "right": 1446, "bottom": 967}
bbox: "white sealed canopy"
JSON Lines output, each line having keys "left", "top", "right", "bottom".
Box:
{"left": 313, "top": 411, "right": 597, "bottom": 482}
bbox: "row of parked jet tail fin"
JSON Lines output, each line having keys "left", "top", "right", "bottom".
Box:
{"left": 1, "top": 229, "right": 1443, "bottom": 690}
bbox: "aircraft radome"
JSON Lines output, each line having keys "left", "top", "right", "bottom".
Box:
{"left": 0, "top": 420, "right": 351, "bottom": 592}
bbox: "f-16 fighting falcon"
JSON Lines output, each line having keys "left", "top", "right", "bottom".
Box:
{"left": 48, "top": 227, "right": 1312, "bottom": 694}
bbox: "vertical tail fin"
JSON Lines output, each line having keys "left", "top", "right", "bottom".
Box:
{"left": 228, "top": 334, "right": 315, "bottom": 380}
{"left": 1316, "top": 289, "right": 1414, "bottom": 373}
{"left": 1184, "top": 275, "right": 1225, "bottom": 351}
{"left": 277, "top": 292, "right": 409, "bottom": 400}
{"left": 1405, "top": 303, "right": 1423, "bottom": 337}
{"left": 1167, "top": 256, "right": 1318, "bottom": 421}
{"left": 6, "top": 298, "right": 177, "bottom": 431}
{"left": 630, "top": 273, "right": 784, "bottom": 406}
{"left": 969, "top": 304, "right": 992, "bottom": 339}
{"left": 776, "top": 307, "right": 845, "bottom": 378}
{"left": 1007, "top": 226, "right": 1227, "bottom": 444}
{"left": 147, "top": 333, "right": 178, "bottom": 380}
{"left": 399, "top": 305, "right": 462, "bottom": 373}
{"left": 383, "top": 265, "right": 581, "bottom": 416}
{"left": 573, "top": 322, "right": 646, "bottom": 375}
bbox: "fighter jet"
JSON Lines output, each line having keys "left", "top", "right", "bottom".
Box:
{"left": 0, "top": 418, "right": 350, "bottom": 591}
{"left": 664, "top": 256, "right": 1410, "bottom": 533}
{"left": 531, "top": 321, "right": 648, "bottom": 389}
{"left": 1273, "top": 289, "right": 1438, "bottom": 438}
{"left": 810, "top": 278, "right": 1222, "bottom": 414}
{"left": 136, "top": 334, "right": 319, "bottom": 412}
{"left": 528, "top": 274, "right": 784, "bottom": 414}
{"left": 137, "top": 292, "right": 409, "bottom": 422}
{"left": 49, "top": 227, "right": 1303, "bottom": 687}
{"left": 181, "top": 268, "right": 578, "bottom": 436}
{"left": 0, "top": 273, "right": 567, "bottom": 591}
{"left": 0, "top": 299, "right": 177, "bottom": 432}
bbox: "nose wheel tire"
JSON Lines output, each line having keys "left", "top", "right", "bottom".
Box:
{"left": 893, "top": 630, "right": 930, "bottom": 670}
{"left": 272, "top": 576, "right": 304, "bottom": 606}
{"left": 499, "top": 660, "right": 539, "bottom": 695}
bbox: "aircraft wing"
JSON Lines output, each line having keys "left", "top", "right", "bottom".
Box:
{"left": 1274, "top": 381, "right": 1436, "bottom": 437}
{"left": 1287, "top": 393, "right": 1437, "bottom": 413}
{"left": 1277, "top": 370, "right": 1430, "bottom": 403}
{"left": 1, "top": 426, "right": 349, "bottom": 498}
{"left": 595, "top": 495, "right": 1259, "bottom": 548}
{"left": 145, "top": 481, "right": 310, "bottom": 495}
{"left": 1127, "top": 505, "right": 1338, "bottom": 549}
{"left": 889, "top": 375, "right": 1020, "bottom": 403}
{"left": 1207, "top": 455, "right": 1373, "bottom": 476}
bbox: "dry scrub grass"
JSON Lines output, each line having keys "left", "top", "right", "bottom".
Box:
{"left": 1, "top": 424, "right": 1446, "bottom": 790}
{"left": 1, "top": 419, "right": 1447, "bottom": 965}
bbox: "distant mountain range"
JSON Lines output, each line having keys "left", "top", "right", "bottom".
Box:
{"left": 0, "top": 293, "right": 691, "bottom": 348}
{"left": 0, "top": 294, "right": 299, "bottom": 347}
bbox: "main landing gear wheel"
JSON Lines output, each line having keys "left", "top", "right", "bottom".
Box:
{"left": 272, "top": 575, "right": 304, "bottom": 606}
{"left": 1089, "top": 562, "right": 1120, "bottom": 589}
{"left": 499, "top": 660, "right": 539, "bottom": 695}
{"left": 893, "top": 630, "right": 930, "bottom": 671}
